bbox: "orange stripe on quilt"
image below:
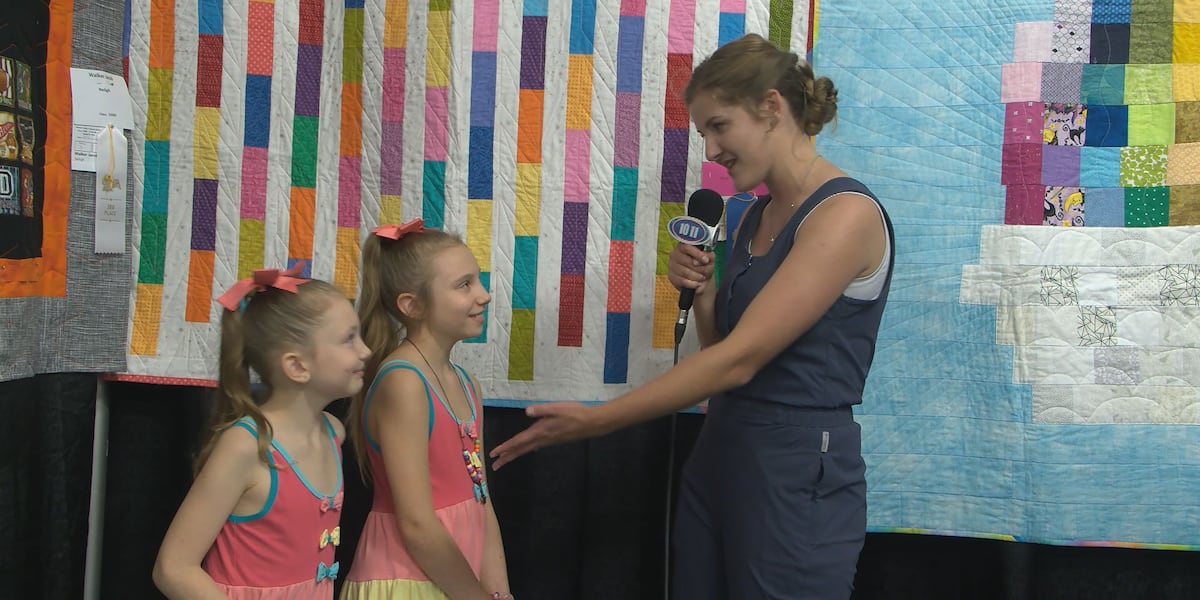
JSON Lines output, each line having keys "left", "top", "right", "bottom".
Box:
{"left": 149, "top": 0, "right": 175, "bottom": 69}
{"left": 185, "top": 251, "right": 215, "bottom": 322}
{"left": 289, "top": 186, "right": 316, "bottom": 260}
{"left": 340, "top": 83, "right": 363, "bottom": 156}
{"left": 517, "top": 89, "right": 543, "bottom": 163}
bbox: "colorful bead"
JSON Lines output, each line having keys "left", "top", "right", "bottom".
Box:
{"left": 461, "top": 428, "right": 488, "bottom": 503}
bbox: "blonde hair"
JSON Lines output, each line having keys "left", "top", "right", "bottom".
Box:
{"left": 685, "top": 33, "right": 838, "bottom": 137}
{"left": 195, "top": 279, "right": 346, "bottom": 473}
{"left": 349, "top": 229, "right": 464, "bottom": 481}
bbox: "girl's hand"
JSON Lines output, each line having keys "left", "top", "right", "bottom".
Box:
{"left": 489, "top": 402, "right": 601, "bottom": 469}
{"left": 667, "top": 243, "right": 715, "bottom": 295}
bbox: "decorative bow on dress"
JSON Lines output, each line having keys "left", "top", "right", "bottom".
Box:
{"left": 320, "top": 492, "right": 343, "bottom": 513}
{"left": 216, "top": 263, "right": 309, "bottom": 311}
{"left": 372, "top": 219, "right": 426, "bottom": 240}
{"left": 320, "top": 526, "right": 341, "bottom": 549}
{"left": 316, "top": 561, "right": 340, "bottom": 582}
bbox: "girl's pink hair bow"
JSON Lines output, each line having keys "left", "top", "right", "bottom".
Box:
{"left": 216, "top": 263, "right": 310, "bottom": 311}
{"left": 372, "top": 219, "right": 426, "bottom": 240}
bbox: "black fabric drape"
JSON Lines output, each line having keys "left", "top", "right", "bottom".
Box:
{"left": 99, "top": 381, "right": 211, "bottom": 600}
{"left": 5, "top": 376, "right": 1200, "bottom": 599}
{"left": 0, "top": 374, "right": 98, "bottom": 600}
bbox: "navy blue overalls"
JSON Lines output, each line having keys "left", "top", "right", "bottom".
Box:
{"left": 671, "top": 177, "right": 895, "bottom": 600}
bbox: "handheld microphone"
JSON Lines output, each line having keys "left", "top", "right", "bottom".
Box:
{"left": 667, "top": 188, "right": 725, "bottom": 345}
{"left": 662, "top": 188, "right": 725, "bottom": 596}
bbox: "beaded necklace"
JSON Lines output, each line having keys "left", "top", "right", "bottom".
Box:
{"left": 407, "top": 339, "right": 488, "bottom": 503}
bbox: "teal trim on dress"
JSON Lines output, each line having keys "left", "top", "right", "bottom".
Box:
{"left": 454, "top": 363, "right": 481, "bottom": 410}
{"left": 227, "top": 419, "right": 278, "bottom": 522}
{"left": 439, "top": 363, "right": 478, "bottom": 431}
{"left": 268, "top": 416, "right": 343, "bottom": 502}
{"left": 363, "top": 359, "right": 437, "bottom": 451}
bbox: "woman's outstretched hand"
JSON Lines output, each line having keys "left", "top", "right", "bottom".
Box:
{"left": 489, "top": 402, "right": 602, "bottom": 470}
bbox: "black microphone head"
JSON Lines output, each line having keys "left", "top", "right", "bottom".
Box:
{"left": 687, "top": 188, "right": 725, "bottom": 228}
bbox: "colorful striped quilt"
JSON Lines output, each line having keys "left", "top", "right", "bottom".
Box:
{"left": 110, "top": 0, "right": 1200, "bottom": 550}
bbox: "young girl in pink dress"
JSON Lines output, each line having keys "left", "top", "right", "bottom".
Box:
{"left": 154, "top": 266, "right": 372, "bottom": 599}
{"left": 340, "top": 220, "right": 512, "bottom": 600}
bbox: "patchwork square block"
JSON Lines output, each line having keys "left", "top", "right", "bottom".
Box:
{"left": 1124, "top": 186, "right": 1170, "bottom": 226}
{"left": 1044, "top": 103, "right": 1087, "bottom": 145}
{"left": 1127, "top": 103, "right": 1175, "bottom": 147}
{"left": 1005, "top": 101, "right": 1044, "bottom": 144}
{"left": 1166, "top": 142, "right": 1200, "bottom": 185}
{"left": 1092, "top": 0, "right": 1133, "bottom": 24}
{"left": 1043, "top": 145, "right": 1082, "bottom": 186}
{"left": 1176, "top": 23, "right": 1200, "bottom": 62}
{"left": 1081, "top": 146, "right": 1124, "bottom": 187}
{"left": 1081, "top": 64, "right": 1125, "bottom": 104}
{"left": 1042, "top": 63, "right": 1084, "bottom": 103}
{"left": 1002, "top": 62, "right": 1043, "bottom": 102}
{"left": 1094, "top": 347, "right": 1140, "bottom": 384}
{"left": 1131, "top": 0, "right": 1174, "bottom": 24}
{"left": 1005, "top": 184, "right": 1045, "bottom": 225}
{"left": 1055, "top": 2, "right": 1093, "bottom": 24}
{"left": 1121, "top": 145, "right": 1168, "bottom": 186}
{"left": 1175, "top": 64, "right": 1200, "bottom": 102}
{"left": 1176, "top": 102, "right": 1200, "bottom": 143}
{"left": 1177, "top": 0, "right": 1200, "bottom": 24}
{"left": 1083, "top": 104, "right": 1129, "bottom": 147}
{"left": 1091, "top": 23, "right": 1132, "bottom": 63}
{"left": 1014, "top": 21, "right": 1055, "bottom": 62}
{"left": 1124, "top": 64, "right": 1173, "bottom": 104}
{"left": 1169, "top": 185, "right": 1200, "bottom": 225}
{"left": 1129, "top": 22, "right": 1172, "bottom": 63}
{"left": 1003, "top": 143, "right": 1044, "bottom": 185}
{"left": 1051, "top": 22, "right": 1091, "bottom": 62}
{"left": 1044, "top": 186, "right": 1086, "bottom": 226}
{"left": 1085, "top": 187, "right": 1128, "bottom": 225}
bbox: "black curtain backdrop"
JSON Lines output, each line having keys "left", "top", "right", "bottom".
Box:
{"left": 0, "top": 373, "right": 97, "bottom": 600}
{"left": 4, "top": 374, "right": 1200, "bottom": 599}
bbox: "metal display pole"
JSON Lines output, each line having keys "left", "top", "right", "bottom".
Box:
{"left": 83, "top": 377, "right": 110, "bottom": 600}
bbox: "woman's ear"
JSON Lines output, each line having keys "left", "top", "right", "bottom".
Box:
{"left": 758, "top": 89, "right": 785, "bottom": 131}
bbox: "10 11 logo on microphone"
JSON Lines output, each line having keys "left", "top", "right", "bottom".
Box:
{"left": 667, "top": 215, "right": 714, "bottom": 247}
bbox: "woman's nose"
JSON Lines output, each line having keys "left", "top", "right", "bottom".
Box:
{"left": 704, "top": 139, "right": 722, "bottom": 162}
